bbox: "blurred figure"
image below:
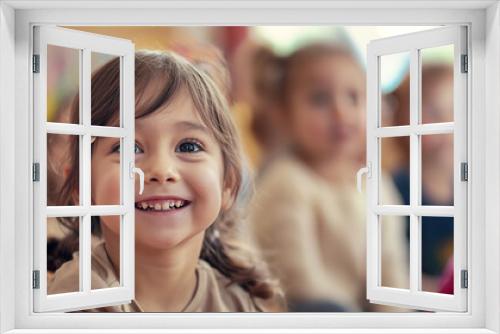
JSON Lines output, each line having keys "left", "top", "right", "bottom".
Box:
{"left": 247, "top": 42, "right": 409, "bottom": 312}
{"left": 389, "top": 63, "right": 454, "bottom": 293}
{"left": 228, "top": 37, "right": 286, "bottom": 171}
{"left": 248, "top": 46, "right": 291, "bottom": 167}
{"left": 46, "top": 95, "right": 78, "bottom": 281}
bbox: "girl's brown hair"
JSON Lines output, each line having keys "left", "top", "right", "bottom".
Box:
{"left": 53, "top": 50, "right": 282, "bottom": 303}
{"left": 253, "top": 43, "right": 360, "bottom": 104}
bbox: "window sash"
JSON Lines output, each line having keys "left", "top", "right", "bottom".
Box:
{"left": 366, "top": 25, "right": 468, "bottom": 312}
{"left": 32, "top": 25, "right": 136, "bottom": 312}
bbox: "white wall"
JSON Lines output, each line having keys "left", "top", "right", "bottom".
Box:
{"left": 0, "top": 2, "right": 16, "bottom": 333}
{"left": 485, "top": 2, "right": 500, "bottom": 333}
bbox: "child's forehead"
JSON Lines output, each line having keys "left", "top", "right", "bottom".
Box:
{"left": 294, "top": 56, "right": 365, "bottom": 87}
{"left": 140, "top": 84, "right": 201, "bottom": 117}
{"left": 305, "top": 55, "right": 362, "bottom": 75}
{"left": 139, "top": 105, "right": 203, "bottom": 126}
{"left": 136, "top": 89, "right": 210, "bottom": 133}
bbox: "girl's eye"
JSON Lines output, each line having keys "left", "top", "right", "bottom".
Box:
{"left": 347, "top": 91, "right": 359, "bottom": 106}
{"left": 176, "top": 140, "right": 204, "bottom": 153}
{"left": 309, "top": 90, "right": 331, "bottom": 108}
{"left": 112, "top": 143, "right": 143, "bottom": 154}
{"left": 134, "top": 143, "right": 143, "bottom": 154}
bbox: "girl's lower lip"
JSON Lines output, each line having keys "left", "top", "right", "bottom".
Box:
{"left": 134, "top": 204, "right": 190, "bottom": 216}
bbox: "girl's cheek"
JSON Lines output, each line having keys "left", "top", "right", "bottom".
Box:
{"left": 93, "top": 166, "right": 121, "bottom": 205}
{"left": 100, "top": 215, "right": 121, "bottom": 234}
{"left": 195, "top": 164, "right": 223, "bottom": 197}
{"left": 189, "top": 162, "right": 224, "bottom": 216}
{"left": 309, "top": 114, "right": 332, "bottom": 138}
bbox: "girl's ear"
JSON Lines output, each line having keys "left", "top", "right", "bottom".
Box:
{"left": 221, "top": 185, "right": 235, "bottom": 211}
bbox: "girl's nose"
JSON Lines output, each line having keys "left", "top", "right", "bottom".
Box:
{"left": 332, "top": 95, "right": 356, "bottom": 125}
{"left": 142, "top": 154, "right": 180, "bottom": 184}
{"left": 331, "top": 99, "right": 347, "bottom": 124}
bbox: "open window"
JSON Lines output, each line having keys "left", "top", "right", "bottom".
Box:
{"left": 362, "top": 26, "right": 468, "bottom": 312}
{"left": 1, "top": 0, "right": 498, "bottom": 331}
{"left": 32, "top": 26, "right": 137, "bottom": 312}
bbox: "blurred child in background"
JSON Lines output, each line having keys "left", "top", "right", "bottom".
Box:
{"left": 247, "top": 42, "right": 409, "bottom": 312}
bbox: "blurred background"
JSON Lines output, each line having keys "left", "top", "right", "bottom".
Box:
{"left": 46, "top": 26, "right": 455, "bottom": 312}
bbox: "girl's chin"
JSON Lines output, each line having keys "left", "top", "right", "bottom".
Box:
{"left": 135, "top": 232, "right": 190, "bottom": 251}
{"left": 134, "top": 223, "right": 206, "bottom": 252}
{"left": 134, "top": 206, "right": 191, "bottom": 228}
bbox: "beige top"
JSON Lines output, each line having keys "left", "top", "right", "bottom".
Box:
{"left": 248, "top": 154, "right": 409, "bottom": 312}
{"left": 48, "top": 240, "right": 281, "bottom": 312}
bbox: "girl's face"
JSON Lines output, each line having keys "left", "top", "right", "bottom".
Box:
{"left": 91, "top": 87, "right": 232, "bottom": 250}
{"left": 286, "top": 54, "right": 365, "bottom": 163}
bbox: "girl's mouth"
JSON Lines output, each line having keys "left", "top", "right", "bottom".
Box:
{"left": 134, "top": 199, "right": 190, "bottom": 212}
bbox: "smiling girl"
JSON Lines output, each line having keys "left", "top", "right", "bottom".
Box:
{"left": 48, "top": 50, "right": 283, "bottom": 312}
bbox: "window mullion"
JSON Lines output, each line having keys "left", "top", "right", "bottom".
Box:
{"left": 81, "top": 47, "right": 92, "bottom": 294}
{"left": 409, "top": 48, "right": 421, "bottom": 294}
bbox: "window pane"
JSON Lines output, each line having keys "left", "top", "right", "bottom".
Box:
{"left": 47, "top": 45, "right": 80, "bottom": 124}
{"left": 380, "top": 215, "right": 409, "bottom": 290}
{"left": 47, "top": 216, "right": 80, "bottom": 294}
{"left": 421, "top": 134, "right": 454, "bottom": 206}
{"left": 421, "top": 217, "right": 454, "bottom": 294}
{"left": 379, "top": 137, "right": 409, "bottom": 205}
{"left": 91, "top": 215, "right": 121, "bottom": 290}
{"left": 47, "top": 134, "right": 80, "bottom": 206}
{"left": 380, "top": 52, "right": 410, "bottom": 127}
{"left": 91, "top": 137, "right": 122, "bottom": 206}
{"left": 420, "top": 45, "right": 454, "bottom": 124}
{"left": 91, "top": 52, "right": 121, "bottom": 127}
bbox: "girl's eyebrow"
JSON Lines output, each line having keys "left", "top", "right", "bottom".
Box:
{"left": 175, "top": 121, "right": 209, "bottom": 134}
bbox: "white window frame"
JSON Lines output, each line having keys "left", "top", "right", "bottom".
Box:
{"left": 0, "top": 1, "right": 499, "bottom": 333}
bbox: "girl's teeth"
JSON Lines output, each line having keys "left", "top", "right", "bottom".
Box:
{"left": 136, "top": 200, "right": 186, "bottom": 211}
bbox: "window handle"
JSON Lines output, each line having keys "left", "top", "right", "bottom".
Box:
{"left": 130, "top": 163, "right": 145, "bottom": 195}
{"left": 356, "top": 162, "right": 371, "bottom": 193}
